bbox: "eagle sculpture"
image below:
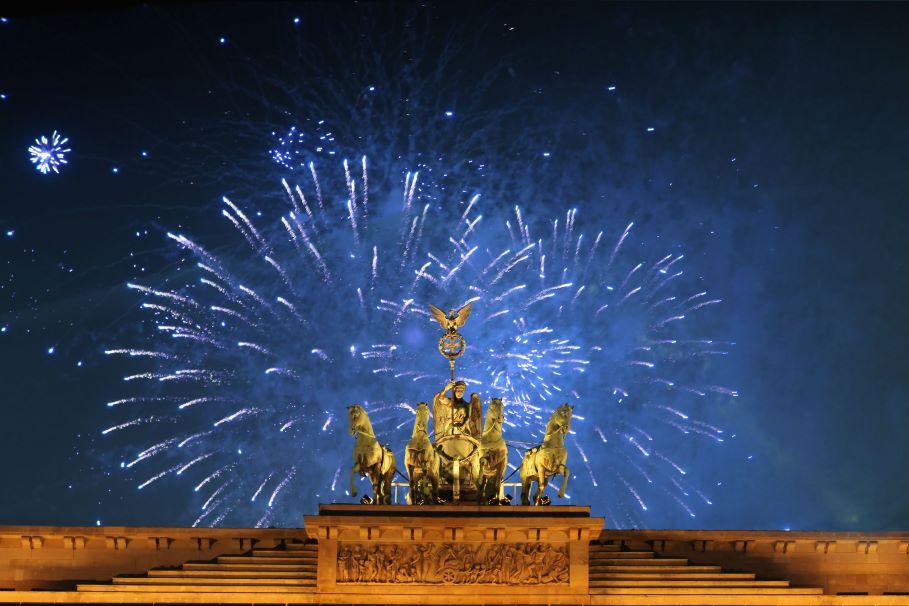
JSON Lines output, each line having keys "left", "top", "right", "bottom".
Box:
{"left": 428, "top": 303, "right": 473, "bottom": 334}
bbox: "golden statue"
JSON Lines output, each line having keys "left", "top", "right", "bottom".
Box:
{"left": 428, "top": 302, "right": 473, "bottom": 334}
{"left": 342, "top": 296, "right": 567, "bottom": 506}
{"left": 404, "top": 402, "right": 441, "bottom": 504}
{"left": 429, "top": 303, "right": 472, "bottom": 380}
{"left": 347, "top": 405, "right": 397, "bottom": 505}
{"left": 520, "top": 403, "right": 573, "bottom": 505}
{"left": 476, "top": 397, "right": 508, "bottom": 504}
{"left": 432, "top": 380, "right": 483, "bottom": 440}
{"left": 427, "top": 302, "right": 483, "bottom": 502}
{"left": 428, "top": 301, "right": 482, "bottom": 440}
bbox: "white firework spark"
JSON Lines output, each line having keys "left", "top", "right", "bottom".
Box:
{"left": 28, "top": 130, "right": 70, "bottom": 174}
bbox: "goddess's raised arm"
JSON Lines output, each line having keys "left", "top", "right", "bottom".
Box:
{"left": 434, "top": 379, "right": 455, "bottom": 403}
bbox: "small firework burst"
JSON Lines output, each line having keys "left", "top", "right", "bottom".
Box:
{"left": 28, "top": 131, "right": 70, "bottom": 174}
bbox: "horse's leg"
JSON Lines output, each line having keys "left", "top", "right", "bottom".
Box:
{"left": 385, "top": 452, "right": 397, "bottom": 505}
{"left": 378, "top": 470, "right": 387, "bottom": 504}
{"left": 430, "top": 454, "right": 440, "bottom": 503}
{"left": 385, "top": 467, "right": 396, "bottom": 504}
{"left": 375, "top": 468, "right": 386, "bottom": 505}
{"left": 407, "top": 463, "right": 417, "bottom": 504}
{"left": 558, "top": 464, "right": 569, "bottom": 498}
{"left": 349, "top": 463, "right": 360, "bottom": 497}
{"left": 520, "top": 456, "right": 533, "bottom": 505}
{"left": 366, "top": 467, "right": 380, "bottom": 504}
{"left": 496, "top": 460, "right": 506, "bottom": 502}
{"left": 473, "top": 457, "right": 481, "bottom": 500}
{"left": 476, "top": 456, "right": 487, "bottom": 504}
{"left": 418, "top": 453, "right": 432, "bottom": 504}
{"left": 534, "top": 461, "right": 547, "bottom": 505}
{"left": 380, "top": 460, "right": 389, "bottom": 505}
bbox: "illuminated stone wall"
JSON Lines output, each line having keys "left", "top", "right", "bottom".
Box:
{"left": 602, "top": 529, "right": 909, "bottom": 596}
{"left": 0, "top": 526, "right": 291, "bottom": 590}
{"left": 1, "top": 517, "right": 909, "bottom": 602}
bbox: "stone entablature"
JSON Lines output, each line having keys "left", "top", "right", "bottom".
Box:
{"left": 305, "top": 504, "right": 602, "bottom": 595}
{"left": 602, "top": 528, "right": 909, "bottom": 554}
{"left": 2, "top": 519, "right": 909, "bottom": 602}
{"left": 602, "top": 529, "right": 909, "bottom": 596}
{"left": 0, "top": 526, "right": 296, "bottom": 591}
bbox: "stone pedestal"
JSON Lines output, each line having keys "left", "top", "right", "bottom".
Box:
{"left": 304, "top": 504, "right": 603, "bottom": 599}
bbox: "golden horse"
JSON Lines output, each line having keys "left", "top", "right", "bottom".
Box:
{"left": 476, "top": 397, "right": 508, "bottom": 504}
{"left": 520, "top": 403, "right": 573, "bottom": 505}
{"left": 404, "top": 402, "right": 441, "bottom": 504}
{"left": 347, "top": 404, "right": 397, "bottom": 504}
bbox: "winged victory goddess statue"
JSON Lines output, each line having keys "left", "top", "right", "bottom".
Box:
{"left": 428, "top": 303, "right": 483, "bottom": 441}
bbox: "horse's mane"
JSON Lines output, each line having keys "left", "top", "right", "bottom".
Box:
{"left": 542, "top": 405, "right": 570, "bottom": 441}
{"left": 352, "top": 405, "right": 375, "bottom": 438}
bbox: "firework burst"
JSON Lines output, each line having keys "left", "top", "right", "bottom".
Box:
{"left": 105, "top": 159, "right": 734, "bottom": 528}
{"left": 28, "top": 131, "right": 70, "bottom": 174}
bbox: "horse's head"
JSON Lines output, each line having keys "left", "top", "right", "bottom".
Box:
{"left": 548, "top": 403, "right": 573, "bottom": 435}
{"left": 486, "top": 397, "right": 505, "bottom": 430}
{"left": 414, "top": 402, "right": 431, "bottom": 428}
{"left": 347, "top": 404, "right": 367, "bottom": 436}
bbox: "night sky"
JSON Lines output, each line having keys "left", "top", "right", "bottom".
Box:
{"left": 0, "top": 2, "right": 907, "bottom": 530}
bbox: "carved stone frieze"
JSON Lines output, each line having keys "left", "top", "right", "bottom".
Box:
{"left": 336, "top": 542, "right": 569, "bottom": 585}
